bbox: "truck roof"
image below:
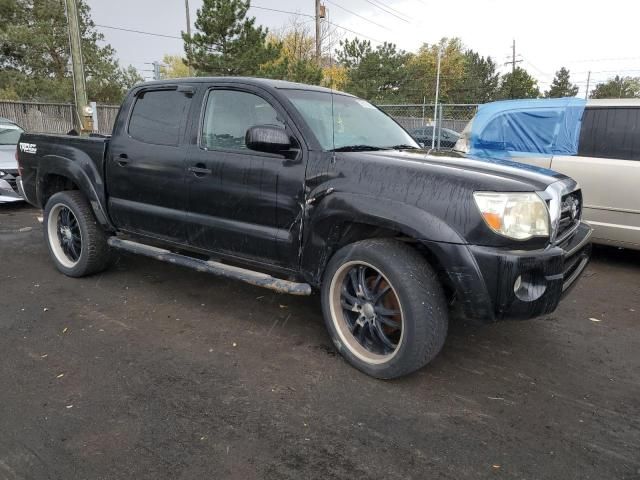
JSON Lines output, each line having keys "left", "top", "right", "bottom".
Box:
{"left": 138, "top": 76, "right": 353, "bottom": 96}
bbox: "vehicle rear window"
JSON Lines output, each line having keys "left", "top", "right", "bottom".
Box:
{"left": 0, "top": 121, "right": 23, "bottom": 145}
{"left": 578, "top": 107, "right": 640, "bottom": 160}
{"left": 128, "top": 89, "right": 191, "bottom": 146}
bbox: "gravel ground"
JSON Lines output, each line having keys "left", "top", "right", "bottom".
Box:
{"left": 1, "top": 204, "right": 639, "bottom": 480}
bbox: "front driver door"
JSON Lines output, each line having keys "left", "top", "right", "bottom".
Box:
{"left": 185, "top": 86, "right": 306, "bottom": 269}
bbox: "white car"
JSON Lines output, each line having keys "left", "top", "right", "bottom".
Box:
{"left": 0, "top": 117, "right": 25, "bottom": 203}
{"left": 456, "top": 99, "right": 640, "bottom": 250}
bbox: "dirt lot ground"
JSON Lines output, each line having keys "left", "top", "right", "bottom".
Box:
{"left": 1, "top": 204, "right": 639, "bottom": 480}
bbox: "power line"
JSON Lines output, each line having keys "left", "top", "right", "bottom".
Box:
{"left": 367, "top": 0, "right": 412, "bottom": 19}
{"left": 95, "top": 23, "right": 182, "bottom": 40}
{"left": 324, "top": 0, "right": 391, "bottom": 31}
{"left": 95, "top": 9, "right": 383, "bottom": 54}
{"left": 249, "top": 5, "right": 314, "bottom": 19}
{"left": 564, "top": 55, "right": 640, "bottom": 64}
{"left": 360, "top": 0, "right": 411, "bottom": 23}
{"left": 521, "top": 58, "right": 553, "bottom": 79}
{"left": 249, "top": 4, "right": 383, "bottom": 43}
{"left": 325, "top": 20, "right": 384, "bottom": 44}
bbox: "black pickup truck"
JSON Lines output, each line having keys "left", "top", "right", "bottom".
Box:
{"left": 16, "top": 77, "right": 592, "bottom": 378}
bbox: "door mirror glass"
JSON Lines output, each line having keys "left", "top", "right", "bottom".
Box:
{"left": 246, "top": 125, "right": 291, "bottom": 154}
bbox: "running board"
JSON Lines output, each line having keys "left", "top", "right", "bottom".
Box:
{"left": 107, "top": 237, "right": 312, "bottom": 296}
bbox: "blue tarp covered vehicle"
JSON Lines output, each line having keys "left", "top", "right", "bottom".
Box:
{"left": 455, "top": 98, "right": 587, "bottom": 162}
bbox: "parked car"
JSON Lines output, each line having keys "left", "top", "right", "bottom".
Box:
{"left": 0, "top": 117, "right": 25, "bottom": 203}
{"left": 17, "top": 78, "right": 591, "bottom": 378}
{"left": 456, "top": 99, "right": 640, "bottom": 250}
{"left": 410, "top": 125, "right": 460, "bottom": 148}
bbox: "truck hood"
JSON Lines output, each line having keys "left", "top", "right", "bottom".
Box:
{"left": 321, "top": 149, "right": 577, "bottom": 248}
{"left": 360, "top": 149, "right": 564, "bottom": 191}
{"left": 0, "top": 145, "right": 18, "bottom": 171}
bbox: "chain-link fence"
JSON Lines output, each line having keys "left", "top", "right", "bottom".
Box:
{"left": 0, "top": 101, "right": 119, "bottom": 135}
{"left": 1, "top": 99, "right": 479, "bottom": 148}
{"left": 377, "top": 103, "right": 479, "bottom": 149}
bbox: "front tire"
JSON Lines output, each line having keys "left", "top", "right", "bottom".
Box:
{"left": 44, "top": 191, "right": 111, "bottom": 277}
{"left": 321, "top": 239, "right": 448, "bottom": 379}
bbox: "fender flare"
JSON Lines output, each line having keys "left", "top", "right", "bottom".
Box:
{"left": 301, "top": 191, "right": 466, "bottom": 284}
{"left": 36, "top": 154, "right": 115, "bottom": 231}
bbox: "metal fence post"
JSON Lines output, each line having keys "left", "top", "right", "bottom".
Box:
{"left": 437, "top": 103, "right": 443, "bottom": 150}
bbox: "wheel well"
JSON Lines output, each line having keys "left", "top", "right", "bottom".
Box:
{"left": 40, "top": 174, "right": 79, "bottom": 207}
{"left": 329, "top": 222, "right": 455, "bottom": 302}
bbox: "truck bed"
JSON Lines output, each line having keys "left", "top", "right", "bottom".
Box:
{"left": 18, "top": 133, "right": 110, "bottom": 208}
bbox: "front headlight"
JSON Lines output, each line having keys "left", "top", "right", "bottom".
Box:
{"left": 473, "top": 192, "right": 549, "bottom": 240}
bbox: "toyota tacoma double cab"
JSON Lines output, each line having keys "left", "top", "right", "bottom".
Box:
{"left": 16, "top": 78, "right": 592, "bottom": 378}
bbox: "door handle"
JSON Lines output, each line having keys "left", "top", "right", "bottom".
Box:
{"left": 188, "top": 163, "right": 212, "bottom": 177}
{"left": 116, "top": 153, "right": 129, "bottom": 166}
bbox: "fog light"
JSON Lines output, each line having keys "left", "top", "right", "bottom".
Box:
{"left": 513, "top": 275, "right": 522, "bottom": 293}
{"left": 513, "top": 271, "right": 546, "bottom": 302}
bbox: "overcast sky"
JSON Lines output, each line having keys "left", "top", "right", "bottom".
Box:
{"left": 86, "top": 0, "right": 640, "bottom": 96}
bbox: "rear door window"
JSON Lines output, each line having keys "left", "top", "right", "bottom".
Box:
{"left": 128, "top": 89, "right": 191, "bottom": 146}
{"left": 578, "top": 107, "right": 640, "bottom": 160}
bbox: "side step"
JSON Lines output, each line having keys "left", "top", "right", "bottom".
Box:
{"left": 107, "top": 237, "right": 312, "bottom": 296}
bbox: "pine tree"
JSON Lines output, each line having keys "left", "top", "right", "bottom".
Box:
{"left": 183, "top": 0, "right": 280, "bottom": 76}
{"left": 457, "top": 50, "right": 500, "bottom": 103}
{"left": 0, "top": 0, "right": 142, "bottom": 102}
{"left": 545, "top": 67, "right": 579, "bottom": 98}
{"left": 497, "top": 67, "right": 540, "bottom": 99}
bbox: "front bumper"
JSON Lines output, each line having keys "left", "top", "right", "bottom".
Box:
{"left": 0, "top": 170, "right": 23, "bottom": 204}
{"left": 425, "top": 222, "right": 592, "bottom": 322}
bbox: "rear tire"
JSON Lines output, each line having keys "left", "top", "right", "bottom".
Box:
{"left": 44, "top": 191, "right": 111, "bottom": 277}
{"left": 321, "top": 239, "right": 448, "bottom": 379}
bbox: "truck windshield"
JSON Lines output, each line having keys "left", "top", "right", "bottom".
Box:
{"left": 283, "top": 90, "right": 419, "bottom": 151}
{"left": 0, "top": 121, "right": 23, "bottom": 145}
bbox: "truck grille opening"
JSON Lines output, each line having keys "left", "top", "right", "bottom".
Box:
{"left": 557, "top": 190, "right": 582, "bottom": 241}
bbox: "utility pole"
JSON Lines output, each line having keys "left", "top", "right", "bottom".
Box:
{"left": 185, "top": 0, "right": 194, "bottom": 76}
{"left": 504, "top": 39, "right": 523, "bottom": 99}
{"left": 315, "top": 0, "right": 322, "bottom": 65}
{"left": 153, "top": 61, "right": 161, "bottom": 81}
{"left": 585, "top": 71, "right": 591, "bottom": 99}
{"left": 64, "top": 0, "right": 91, "bottom": 132}
{"left": 431, "top": 47, "right": 442, "bottom": 151}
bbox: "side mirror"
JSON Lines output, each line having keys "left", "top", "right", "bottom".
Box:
{"left": 246, "top": 125, "right": 291, "bottom": 154}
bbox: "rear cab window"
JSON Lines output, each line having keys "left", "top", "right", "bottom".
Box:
{"left": 128, "top": 89, "right": 192, "bottom": 146}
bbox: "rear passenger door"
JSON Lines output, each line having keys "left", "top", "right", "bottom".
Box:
{"left": 551, "top": 106, "right": 640, "bottom": 246}
{"left": 184, "top": 86, "right": 306, "bottom": 269}
{"left": 107, "top": 86, "right": 194, "bottom": 243}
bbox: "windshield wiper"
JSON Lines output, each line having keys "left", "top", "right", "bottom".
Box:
{"left": 330, "top": 145, "right": 389, "bottom": 152}
{"left": 388, "top": 144, "right": 420, "bottom": 150}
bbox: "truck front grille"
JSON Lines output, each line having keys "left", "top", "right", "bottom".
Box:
{"left": 557, "top": 190, "right": 582, "bottom": 241}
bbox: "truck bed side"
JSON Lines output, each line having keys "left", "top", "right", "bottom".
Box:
{"left": 18, "top": 133, "right": 114, "bottom": 229}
